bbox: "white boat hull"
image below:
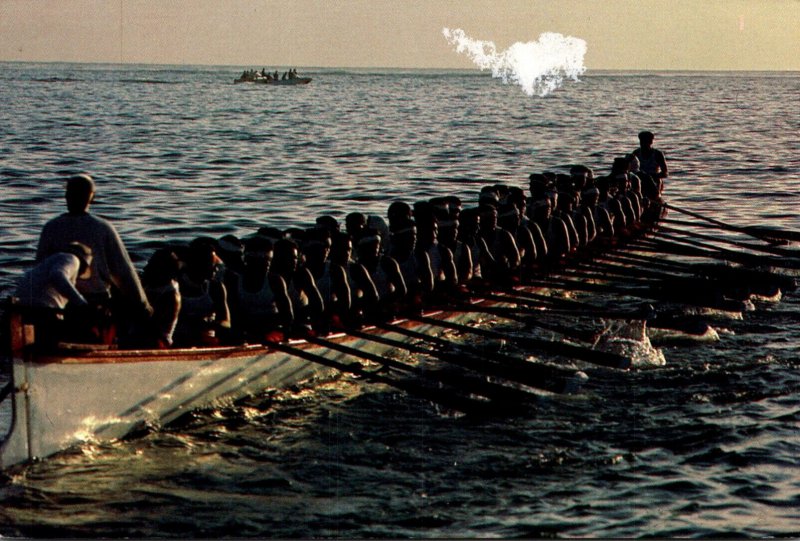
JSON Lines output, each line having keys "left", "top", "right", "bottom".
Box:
{"left": 0, "top": 312, "right": 470, "bottom": 469}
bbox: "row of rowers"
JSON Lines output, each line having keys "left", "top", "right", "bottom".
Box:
{"left": 17, "top": 155, "right": 663, "bottom": 350}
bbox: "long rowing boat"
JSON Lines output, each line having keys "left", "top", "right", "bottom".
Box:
{"left": 4, "top": 198, "right": 796, "bottom": 470}
{"left": 0, "top": 294, "right": 579, "bottom": 470}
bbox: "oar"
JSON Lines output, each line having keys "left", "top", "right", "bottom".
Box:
{"left": 447, "top": 302, "right": 601, "bottom": 343}
{"left": 555, "top": 264, "right": 755, "bottom": 302}
{"left": 268, "top": 340, "right": 491, "bottom": 414}
{"left": 409, "top": 315, "right": 633, "bottom": 369}
{"left": 341, "top": 326, "right": 584, "bottom": 394}
{"left": 628, "top": 237, "right": 800, "bottom": 270}
{"left": 661, "top": 221, "right": 800, "bottom": 258}
{"left": 569, "top": 254, "right": 794, "bottom": 303}
{"left": 304, "top": 335, "right": 539, "bottom": 406}
{"left": 656, "top": 225, "right": 800, "bottom": 265}
{"left": 523, "top": 275, "right": 750, "bottom": 313}
{"left": 666, "top": 203, "right": 800, "bottom": 243}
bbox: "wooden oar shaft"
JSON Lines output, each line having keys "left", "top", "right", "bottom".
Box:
{"left": 410, "top": 315, "right": 632, "bottom": 369}
{"left": 525, "top": 275, "right": 749, "bottom": 312}
{"left": 343, "top": 327, "right": 578, "bottom": 395}
{"left": 268, "top": 341, "right": 488, "bottom": 414}
{"left": 658, "top": 224, "right": 800, "bottom": 259}
{"left": 375, "top": 321, "right": 585, "bottom": 385}
{"left": 632, "top": 236, "right": 800, "bottom": 270}
{"left": 666, "top": 203, "right": 800, "bottom": 242}
{"left": 307, "top": 335, "right": 544, "bottom": 405}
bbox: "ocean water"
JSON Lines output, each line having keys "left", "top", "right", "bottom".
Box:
{"left": 0, "top": 63, "right": 799, "bottom": 538}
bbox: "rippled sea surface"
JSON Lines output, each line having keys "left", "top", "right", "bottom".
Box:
{"left": 1, "top": 64, "right": 800, "bottom": 538}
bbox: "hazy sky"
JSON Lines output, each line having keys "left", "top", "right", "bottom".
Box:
{"left": 1, "top": 0, "right": 798, "bottom": 70}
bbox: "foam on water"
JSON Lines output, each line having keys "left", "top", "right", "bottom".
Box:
{"left": 595, "top": 320, "right": 666, "bottom": 367}
{"left": 442, "top": 28, "right": 587, "bottom": 96}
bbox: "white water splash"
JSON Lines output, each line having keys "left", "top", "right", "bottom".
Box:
{"left": 442, "top": 28, "right": 587, "bottom": 97}
{"left": 594, "top": 320, "right": 667, "bottom": 367}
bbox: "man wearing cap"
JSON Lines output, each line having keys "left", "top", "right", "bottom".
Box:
{"left": 36, "top": 173, "right": 153, "bottom": 318}
{"left": 15, "top": 241, "right": 93, "bottom": 346}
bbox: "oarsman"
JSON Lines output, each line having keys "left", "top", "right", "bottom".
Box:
{"left": 141, "top": 248, "right": 181, "bottom": 348}
{"left": 553, "top": 192, "right": 582, "bottom": 250}
{"left": 529, "top": 197, "right": 571, "bottom": 264}
{"left": 632, "top": 130, "right": 668, "bottom": 184}
{"left": 174, "top": 239, "right": 231, "bottom": 347}
{"left": 302, "top": 228, "right": 351, "bottom": 329}
{"left": 457, "top": 207, "right": 492, "bottom": 285}
{"left": 627, "top": 153, "right": 661, "bottom": 202}
{"left": 415, "top": 204, "right": 458, "bottom": 296}
{"left": 508, "top": 186, "right": 547, "bottom": 263}
{"left": 436, "top": 205, "right": 474, "bottom": 286}
{"left": 315, "top": 215, "right": 341, "bottom": 234}
{"left": 606, "top": 157, "right": 641, "bottom": 229}
{"left": 571, "top": 190, "right": 597, "bottom": 246}
{"left": 580, "top": 185, "right": 614, "bottom": 239}
{"left": 389, "top": 218, "right": 434, "bottom": 308}
{"left": 595, "top": 173, "right": 628, "bottom": 234}
{"left": 36, "top": 174, "right": 152, "bottom": 343}
{"left": 328, "top": 231, "right": 379, "bottom": 325}
{"left": 272, "top": 238, "right": 324, "bottom": 335}
{"left": 478, "top": 203, "right": 521, "bottom": 281}
{"left": 497, "top": 201, "right": 538, "bottom": 273}
{"left": 354, "top": 229, "right": 407, "bottom": 318}
{"left": 345, "top": 212, "right": 368, "bottom": 240}
{"left": 215, "top": 234, "right": 246, "bottom": 301}
{"left": 366, "top": 214, "right": 390, "bottom": 254}
{"left": 15, "top": 241, "right": 93, "bottom": 346}
{"left": 229, "top": 236, "right": 292, "bottom": 342}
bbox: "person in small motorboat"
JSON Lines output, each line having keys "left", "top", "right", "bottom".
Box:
{"left": 36, "top": 173, "right": 153, "bottom": 343}
{"left": 14, "top": 241, "right": 94, "bottom": 347}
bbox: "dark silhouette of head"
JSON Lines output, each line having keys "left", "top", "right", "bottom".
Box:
{"left": 638, "top": 131, "right": 655, "bottom": 148}
{"left": 65, "top": 174, "right": 95, "bottom": 214}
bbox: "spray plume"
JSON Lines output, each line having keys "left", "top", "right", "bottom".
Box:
{"left": 442, "top": 28, "right": 587, "bottom": 97}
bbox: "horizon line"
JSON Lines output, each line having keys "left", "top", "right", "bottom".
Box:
{"left": 2, "top": 59, "right": 800, "bottom": 74}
